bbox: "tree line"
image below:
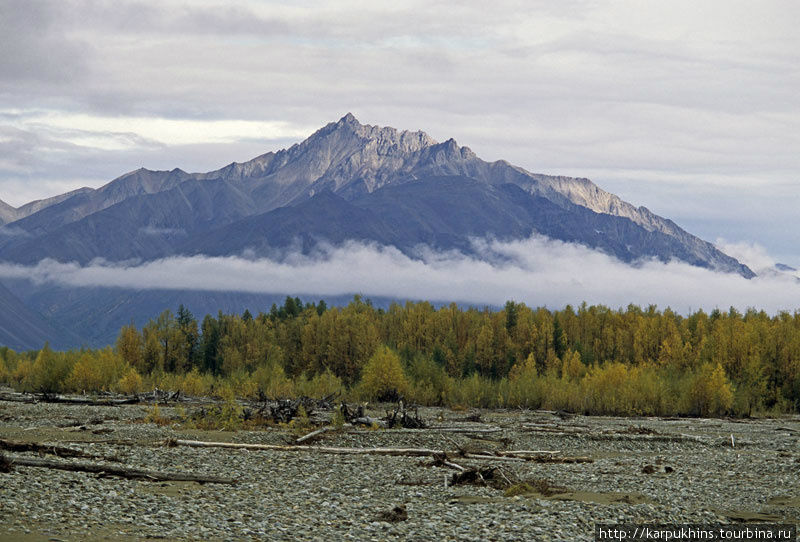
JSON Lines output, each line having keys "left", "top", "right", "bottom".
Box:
{"left": 1, "top": 296, "right": 799, "bottom": 417}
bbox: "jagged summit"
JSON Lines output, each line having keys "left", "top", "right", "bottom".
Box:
{"left": 318, "top": 112, "right": 439, "bottom": 153}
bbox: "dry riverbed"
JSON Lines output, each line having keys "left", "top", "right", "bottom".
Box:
{"left": 0, "top": 391, "right": 798, "bottom": 541}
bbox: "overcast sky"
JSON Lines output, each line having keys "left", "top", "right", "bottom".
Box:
{"left": 1, "top": 0, "right": 798, "bottom": 264}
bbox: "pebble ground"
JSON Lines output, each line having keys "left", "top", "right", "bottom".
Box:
{"left": 1, "top": 397, "right": 798, "bottom": 541}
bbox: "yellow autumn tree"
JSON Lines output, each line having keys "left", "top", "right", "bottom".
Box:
{"left": 689, "top": 362, "right": 734, "bottom": 416}
{"left": 116, "top": 324, "right": 144, "bottom": 371}
{"left": 360, "top": 345, "right": 408, "bottom": 402}
{"left": 23, "top": 344, "right": 72, "bottom": 393}
{"left": 560, "top": 349, "right": 584, "bottom": 380}
{"left": 116, "top": 366, "right": 144, "bottom": 395}
{"left": 67, "top": 348, "right": 126, "bottom": 392}
{"left": 508, "top": 353, "right": 542, "bottom": 408}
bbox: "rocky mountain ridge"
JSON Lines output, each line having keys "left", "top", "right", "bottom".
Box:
{"left": 0, "top": 113, "right": 753, "bottom": 277}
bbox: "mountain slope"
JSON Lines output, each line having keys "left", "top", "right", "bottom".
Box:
{"left": 1, "top": 179, "right": 255, "bottom": 265}
{"left": 184, "top": 175, "right": 734, "bottom": 271}
{"left": 0, "top": 282, "right": 78, "bottom": 350}
{"left": 1, "top": 169, "right": 190, "bottom": 241}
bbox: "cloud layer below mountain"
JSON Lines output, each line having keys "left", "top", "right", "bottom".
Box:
{"left": 2, "top": 236, "right": 798, "bottom": 314}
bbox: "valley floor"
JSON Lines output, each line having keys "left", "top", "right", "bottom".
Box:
{"left": 0, "top": 394, "right": 798, "bottom": 541}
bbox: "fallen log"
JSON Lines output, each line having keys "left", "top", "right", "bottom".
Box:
{"left": 462, "top": 453, "right": 526, "bottom": 462}
{"left": 0, "top": 392, "right": 36, "bottom": 404}
{"left": 525, "top": 454, "right": 593, "bottom": 464}
{"left": 41, "top": 394, "right": 141, "bottom": 406}
{"left": 343, "top": 426, "right": 502, "bottom": 435}
{"left": 166, "top": 439, "right": 575, "bottom": 462}
{"left": 425, "top": 427, "right": 502, "bottom": 434}
{"left": 169, "top": 439, "right": 443, "bottom": 457}
{"left": 522, "top": 426, "right": 707, "bottom": 444}
{"left": 4, "top": 454, "right": 236, "bottom": 484}
{"left": 295, "top": 426, "right": 333, "bottom": 444}
{"left": 0, "top": 438, "right": 118, "bottom": 462}
{"left": 0, "top": 392, "right": 140, "bottom": 406}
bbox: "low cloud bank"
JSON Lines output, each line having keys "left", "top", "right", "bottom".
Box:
{"left": 1, "top": 236, "right": 799, "bottom": 314}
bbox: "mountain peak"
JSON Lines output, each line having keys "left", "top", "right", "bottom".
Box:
{"left": 338, "top": 112, "right": 359, "bottom": 126}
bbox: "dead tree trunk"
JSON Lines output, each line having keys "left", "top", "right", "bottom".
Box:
{"left": 166, "top": 439, "right": 577, "bottom": 462}
{"left": 3, "top": 454, "right": 236, "bottom": 484}
{"left": 0, "top": 439, "right": 118, "bottom": 462}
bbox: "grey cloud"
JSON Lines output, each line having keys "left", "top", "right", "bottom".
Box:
{"left": 0, "top": 0, "right": 91, "bottom": 85}
{"left": 0, "top": 118, "right": 301, "bottom": 206}
{"left": 57, "top": 1, "right": 290, "bottom": 37}
{"left": 1, "top": 236, "right": 799, "bottom": 314}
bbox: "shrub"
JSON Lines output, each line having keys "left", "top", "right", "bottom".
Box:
{"left": 285, "top": 405, "right": 313, "bottom": 437}
{"left": 116, "top": 367, "right": 144, "bottom": 395}
{"left": 405, "top": 355, "right": 450, "bottom": 406}
{"left": 359, "top": 345, "right": 408, "bottom": 402}
{"left": 22, "top": 345, "right": 73, "bottom": 394}
{"left": 192, "top": 385, "right": 245, "bottom": 430}
{"left": 507, "top": 354, "right": 542, "bottom": 408}
{"left": 9, "top": 358, "right": 33, "bottom": 390}
{"left": 295, "top": 369, "right": 344, "bottom": 399}
{"left": 446, "top": 373, "right": 500, "bottom": 409}
{"left": 144, "top": 403, "right": 171, "bottom": 426}
{"left": 180, "top": 369, "right": 213, "bottom": 397}
{"left": 687, "top": 362, "right": 734, "bottom": 417}
{"left": 67, "top": 348, "right": 127, "bottom": 392}
{"left": 252, "top": 362, "right": 294, "bottom": 399}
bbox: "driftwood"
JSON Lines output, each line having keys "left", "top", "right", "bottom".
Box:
{"left": 339, "top": 401, "right": 427, "bottom": 429}
{"left": 345, "top": 426, "right": 501, "bottom": 435}
{"left": 383, "top": 402, "right": 426, "bottom": 429}
{"left": 0, "top": 389, "right": 184, "bottom": 407}
{"left": 166, "top": 439, "right": 582, "bottom": 463}
{"left": 262, "top": 397, "right": 322, "bottom": 424}
{"left": 295, "top": 426, "right": 333, "bottom": 444}
{"left": 40, "top": 393, "right": 141, "bottom": 406}
{"left": 0, "top": 392, "right": 36, "bottom": 404}
{"left": 2, "top": 453, "right": 236, "bottom": 484}
{"left": 522, "top": 424, "right": 707, "bottom": 444}
{"left": 248, "top": 394, "right": 337, "bottom": 425}
{"left": 449, "top": 466, "right": 514, "bottom": 489}
{"left": 169, "top": 439, "right": 444, "bottom": 457}
{"left": 520, "top": 454, "right": 593, "bottom": 464}
{"left": 0, "top": 438, "right": 118, "bottom": 462}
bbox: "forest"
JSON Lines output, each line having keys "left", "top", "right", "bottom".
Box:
{"left": 1, "top": 296, "right": 799, "bottom": 417}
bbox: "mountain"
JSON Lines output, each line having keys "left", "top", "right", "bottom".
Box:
{"left": 0, "top": 188, "right": 96, "bottom": 227}
{"left": 0, "top": 113, "right": 751, "bottom": 276}
{"left": 0, "top": 114, "right": 756, "bottom": 349}
{"left": 185, "top": 176, "right": 728, "bottom": 271}
{"left": 0, "top": 282, "right": 78, "bottom": 351}
{"left": 0, "top": 199, "right": 16, "bottom": 224}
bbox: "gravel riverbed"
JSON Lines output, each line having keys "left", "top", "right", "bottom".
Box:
{"left": 0, "top": 395, "right": 798, "bottom": 541}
